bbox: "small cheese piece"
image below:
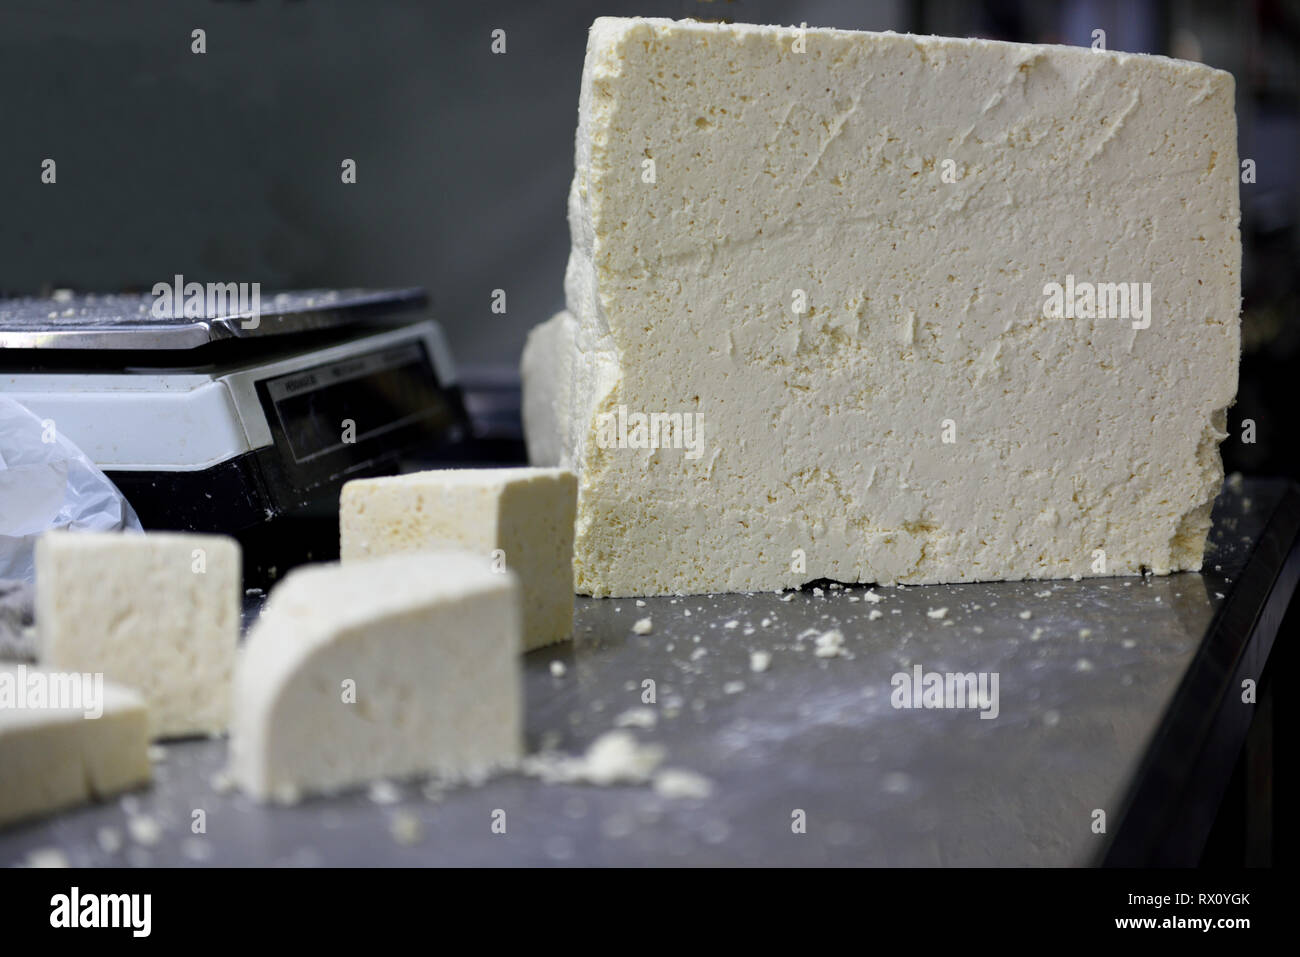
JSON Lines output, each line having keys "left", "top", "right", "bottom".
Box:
{"left": 35, "top": 531, "right": 240, "bottom": 738}
{"left": 0, "top": 665, "right": 150, "bottom": 827}
{"left": 229, "top": 551, "right": 523, "bottom": 801}
{"left": 340, "top": 467, "right": 577, "bottom": 650}
{"left": 522, "top": 17, "right": 1240, "bottom": 596}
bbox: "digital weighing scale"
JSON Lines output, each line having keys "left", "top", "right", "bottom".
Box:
{"left": 0, "top": 289, "right": 473, "bottom": 582}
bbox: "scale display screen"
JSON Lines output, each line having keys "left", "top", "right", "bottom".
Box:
{"left": 262, "top": 340, "right": 455, "bottom": 463}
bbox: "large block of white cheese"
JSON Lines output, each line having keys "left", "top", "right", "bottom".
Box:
{"left": 229, "top": 551, "right": 523, "bottom": 801}
{"left": 523, "top": 17, "right": 1241, "bottom": 596}
{"left": 340, "top": 467, "right": 577, "bottom": 650}
{"left": 0, "top": 665, "right": 150, "bottom": 827}
{"left": 35, "top": 531, "right": 240, "bottom": 738}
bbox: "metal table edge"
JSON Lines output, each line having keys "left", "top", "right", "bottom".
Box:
{"left": 1099, "top": 480, "right": 1300, "bottom": 867}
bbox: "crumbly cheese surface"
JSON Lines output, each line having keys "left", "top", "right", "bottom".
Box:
{"left": 35, "top": 531, "right": 240, "bottom": 737}
{"left": 523, "top": 17, "right": 1241, "bottom": 597}
{"left": 0, "top": 666, "right": 150, "bottom": 827}
{"left": 228, "top": 551, "right": 523, "bottom": 801}
{"left": 340, "top": 467, "right": 577, "bottom": 650}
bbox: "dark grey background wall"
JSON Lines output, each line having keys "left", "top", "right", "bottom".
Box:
{"left": 1, "top": 0, "right": 1297, "bottom": 470}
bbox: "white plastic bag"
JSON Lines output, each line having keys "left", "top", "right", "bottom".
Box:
{"left": 0, "top": 395, "right": 142, "bottom": 581}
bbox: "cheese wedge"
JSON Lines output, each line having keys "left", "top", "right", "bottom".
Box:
{"left": 35, "top": 531, "right": 240, "bottom": 738}
{"left": 229, "top": 551, "right": 523, "bottom": 801}
{"left": 523, "top": 17, "right": 1241, "bottom": 596}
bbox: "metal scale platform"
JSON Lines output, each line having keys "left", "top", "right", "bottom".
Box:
{"left": 0, "top": 288, "right": 472, "bottom": 582}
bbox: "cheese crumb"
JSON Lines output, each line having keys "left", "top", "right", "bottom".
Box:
{"left": 96, "top": 827, "right": 123, "bottom": 855}
{"left": 632, "top": 617, "right": 654, "bottom": 635}
{"left": 750, "top": 650, "right": 772, "bottom": 673}
{"left": 614, "top": 707, "right": 658, "bottom": 729}
{"left": 926, "top": 607, "right": 948, "bottom": 620}
{"left": 368, "top": 780, "right": 402, "bottom": 805}
{"left": 577, "top": 731, "right": 665, "bottom": 785}
{"left": 652, "top": 768, "right": 714, "bottom": 800}
{"left": 814, "top": 629, "right": 846, "bottom": 658}
{"left": 26, "top": 847, "right": 70, "bottom": 868}
{"left": 390, "top": 811, "right": 424, "bottom": 846}
{"left": 127, "top": 815, "right": 162, "bottom": 847}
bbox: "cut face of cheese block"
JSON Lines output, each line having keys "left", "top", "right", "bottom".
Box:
{"left": 523, "top": 17, "right": 1241, "bottom": 596}
{"left": 229, "top": 551, "right": 523, "bottom": 801}
{"left": 340, "top": 467, "right": 577, "bottom": 650}
{"left": 35, "top": 531, "right": 240, "bottom": 738}
{"left": 0, "top": 665, "right": 150, "bottom": 827}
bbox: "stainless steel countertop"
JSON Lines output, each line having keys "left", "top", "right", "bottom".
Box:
{"left": 0, "top": 479, "right": 1287, "bottom": 866}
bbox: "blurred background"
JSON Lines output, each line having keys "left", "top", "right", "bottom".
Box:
{"left": 0, "top": 0, "right": 1296, "bottom": 475}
